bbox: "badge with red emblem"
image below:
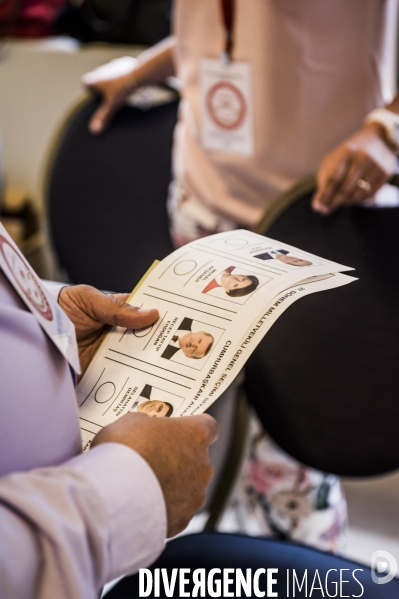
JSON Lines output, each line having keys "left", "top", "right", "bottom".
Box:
{"left": 0, "top": 236, "right": 53, "bottom": 320}
{"left": 0, "top": 223, "right": 80, "bottom": 373}
{"left": 200, "top": 58, "right": 254, "bottom": 155}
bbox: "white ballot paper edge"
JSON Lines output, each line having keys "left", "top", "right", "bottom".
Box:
{"left": 77, "top": 231, "right": 356, "bottom": 450}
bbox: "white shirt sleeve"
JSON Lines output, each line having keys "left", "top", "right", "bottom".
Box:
{"left": 0, "top": 443, "right": 167, "bottom": 599}
{"left": 42, "top": 281, "right": 67, "bottom": 301}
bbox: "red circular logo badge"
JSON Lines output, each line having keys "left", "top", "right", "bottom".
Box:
{"left": 0, "top": 235, "right": 53, "bottom": 320}
{"left": 206, "top": 81, "right": 247, "bottom": 130}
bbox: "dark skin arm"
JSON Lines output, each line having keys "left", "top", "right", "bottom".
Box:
{"left": 82, "top": 36, "right": 177, "bottom": 134}
{"left": 313, "top": 94, "right": 399, "bottom": 214}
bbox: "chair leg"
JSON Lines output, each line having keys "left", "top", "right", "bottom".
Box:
{"left": 203, "top": 386, "right": 250, "bottom": 531}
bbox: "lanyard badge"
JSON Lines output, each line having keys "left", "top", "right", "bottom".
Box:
{"left": 220, "top": 0, "right": 235, "bottom": 63}
{"left": 0, "top": 223, "right": 81, "bottom": 374}
{"left": 200, "top": 0, "right": 254, "bottom": 156}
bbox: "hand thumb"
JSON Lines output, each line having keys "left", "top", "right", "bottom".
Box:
{"left": 97, "top": 293, "right": 159, "bottom": 330}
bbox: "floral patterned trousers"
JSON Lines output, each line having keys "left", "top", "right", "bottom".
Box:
{"left": 232, "top": 414, "right": 347, "bottom": 553}
{"left": 168, "top": 181, "right": 348, "bottom": 553}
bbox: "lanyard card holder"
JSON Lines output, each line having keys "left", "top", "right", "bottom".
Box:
{"left": 200, "top": 0, "right": 254, "bottom": 156}
{"left": 0, "top": 223, "right": 80, "bottom": 373}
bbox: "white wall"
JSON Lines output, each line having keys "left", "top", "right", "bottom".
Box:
{"left": 0, "top": 37, "right": 144, "bottom": 208}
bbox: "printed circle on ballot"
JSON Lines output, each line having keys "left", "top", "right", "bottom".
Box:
{"left": 94, "top": 382, "right": 116, "bottom": 403}
{"left": 173, "top": 260, "right": 198, "bottom": 275}
{"left": 133, "top": 323, "right": 154, "bottom": 338}
{"left": 224, "top": 237, "right": 249, "bottom": 247}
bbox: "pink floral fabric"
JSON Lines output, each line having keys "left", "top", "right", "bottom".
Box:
{"left": 232, "top": 414, "right": 347, "bottom": 553}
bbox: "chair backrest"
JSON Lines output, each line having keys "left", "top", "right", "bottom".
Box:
{"left": 45, "top": 95, "right": 177, "bottom": 291}
{"left": 247, "top": 182, "right": 399, "bottom": 477}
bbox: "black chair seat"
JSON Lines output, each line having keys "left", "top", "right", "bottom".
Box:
{"left": 47, "top": 97, "right": 177, "bottom": 291}
{"left": 247, "top": 194, "right": 399, "bottom": 476}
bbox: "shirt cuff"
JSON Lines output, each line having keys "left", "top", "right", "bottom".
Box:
{"left": 42, "top": 281, "right": 68, "bottom": 302}
{"left": 66, "top": 442, "right": 167, "bottom": 582}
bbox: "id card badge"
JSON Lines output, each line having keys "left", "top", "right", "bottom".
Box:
{"left": 200, "top": 58, "right": 254, "bottom": 156}
{"left": 0, "top": 223, "right": 81, "bottom": 374}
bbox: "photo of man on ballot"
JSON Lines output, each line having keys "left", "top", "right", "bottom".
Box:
{"left": 202, "top": 265, "right": 259, "bottom": 298}
{"left": 130, "top": 384, "right": 174, "bottom": 418}
{"left": 161, "top": 317, "right": 215, "bottom": 365}
{"left": 254, "top": 249, "right": 312, "bottom": 267}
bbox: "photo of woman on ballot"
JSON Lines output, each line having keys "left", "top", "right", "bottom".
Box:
{"left": 202, "top": 266, "right": 259, "bottom": 298}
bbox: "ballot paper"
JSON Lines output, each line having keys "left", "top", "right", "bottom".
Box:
{"left": 77, "top": 230, "right": 356, "bottom": 449}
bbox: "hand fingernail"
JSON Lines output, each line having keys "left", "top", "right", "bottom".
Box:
{"left": 139, "top": 309, "right": 156, "bottom": 314}
{"left": 313, "top": 203, "right": 329, "bottom": 215}
{"left": 90, "top": 121, "right": 101, "bottom": 133}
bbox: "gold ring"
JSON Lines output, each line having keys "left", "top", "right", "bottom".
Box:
{"left": 356, "top": 179, "right": 371, "bottom": 193}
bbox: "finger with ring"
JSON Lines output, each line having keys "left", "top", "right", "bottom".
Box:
{"left": 356, "top": 179, "right": 372, "bottom": 193}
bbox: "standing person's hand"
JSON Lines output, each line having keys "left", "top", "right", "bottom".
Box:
{"left": 312, "top": 123, "right": 397, "bottom": 215}
{"left": 58, "top": 285, "right": 158, "bottom": 377}
{"left": 91, "top": 412, "right": 219, "bottom": 537}
{"left": 82, "top": 57, "right": 138, "bottom": 134}
{"left": 82, "top": 37, "right": 176, "bottom": 134}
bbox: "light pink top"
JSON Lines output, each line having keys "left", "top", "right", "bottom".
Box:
{"left": 172, "top": 0, "right": 397, "bottom": 225}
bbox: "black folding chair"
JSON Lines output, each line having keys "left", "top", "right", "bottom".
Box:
{"left": 247, "top": 177, "right": 399, "bottom": 477}
{"left": 45, "top": 94, "right": 177, "bottom": 291}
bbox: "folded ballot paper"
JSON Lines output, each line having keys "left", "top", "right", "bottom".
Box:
{"left": 77, "top": 230, "right": 356, "bottom": 450}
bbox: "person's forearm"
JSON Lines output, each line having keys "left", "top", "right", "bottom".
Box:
{"left": 385, "top": 92, "right": 399, "bottom": 114}
{"left": 125, "top": 35, "right": 177, "bottom": 90}
{"left": 0, "top": 445, "right": 166, "bottom": 599}
{"left": 362, "top": 92, "right": 399, "bottom": 153}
